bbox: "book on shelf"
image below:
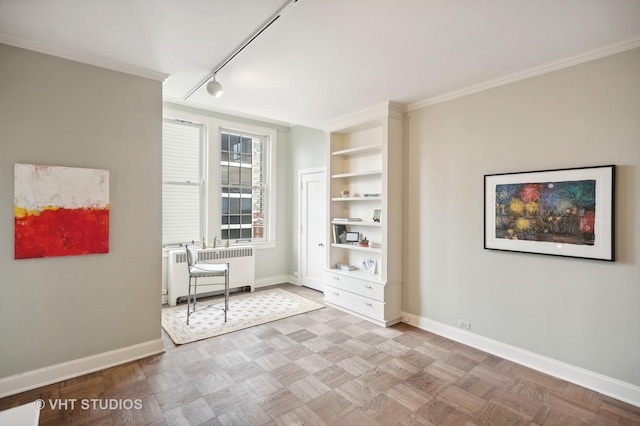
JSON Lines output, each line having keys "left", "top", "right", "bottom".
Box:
{"left": 332, "top": 217, "right": 361, "bottom": 222}
{"left": 336, "top": 263, "right": 356, "bottom": 271}
{"left": 332, "top": 224, "right": 347, "bottom": 243}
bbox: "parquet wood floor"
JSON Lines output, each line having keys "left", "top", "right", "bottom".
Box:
{"left": 1, "top": 284, "right": 639, "bottom": 425}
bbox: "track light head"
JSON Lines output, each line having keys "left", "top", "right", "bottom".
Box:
{"left": 206, "top": 79, "right": 223, "bottom": 98}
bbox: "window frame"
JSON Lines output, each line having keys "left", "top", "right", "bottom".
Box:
{"left": 163, "top": 108, "right": 277, "bottom": 250}
{"left": 161, "top": 118, "right": 206, "bottom": 247}
{"left": 220, "top": 129, "right": 268, "bottom": 243}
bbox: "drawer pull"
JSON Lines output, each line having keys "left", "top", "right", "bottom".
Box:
{"left": 332, "top": 276, "right": 340, "bottom": 280}
{"left": 365, "top": 302, "right": 373, "bottom": 307}
{"left": 333, "top": 292, "right": 340, "bottom": 296}
{"left": 364, "top": 285, "right": 373, "bottom": 289}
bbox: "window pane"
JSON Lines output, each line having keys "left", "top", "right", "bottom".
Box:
{"left": 241, "top": 136, "right": 252, "bottom": 154}
{"left": 221, "top": 132, "right": 229, "bottom": 151}
{"left": 230, "top": 134, "right": 241, "bottom": 161}
{"left": 229, "top": 229, "right": 240, "bottom": 239}
{"left": 220, "top": 163, "right": 229, "bottom": 184}
{"left": 241, "top": 215, "right": 251, "bottom": 224}
{"left": 241, "top": 228, "right": 251, "bottom": 239}
{"left": 241, "top": 198, "right": 251, "bottom": 214}
{"left": 229, "top": 198, "right": 240, "bottom": 214}
{"left": 162, "top": 183, "right": 200, "bottom": 244}
{"left": 226, "top": 166, "right": 239, "bottom": 185}
{"left": 221, "top": 197, "right": 228, "bottom": 214}
{"left": 163, "top": 122, "right": 201, "bottom": 182}
{"left": 229, "top": 215, "right": 240, "bottom": 225}
{"left": 241, "top": 167, "right": 252, "bottom": 185}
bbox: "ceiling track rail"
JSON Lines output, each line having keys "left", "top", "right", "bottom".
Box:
{"left": 183, "top": 0, "right": 299, "bottom": 100}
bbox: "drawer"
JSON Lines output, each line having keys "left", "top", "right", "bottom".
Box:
{"left": 325, "top": 285, "right": 385, "bottom": 318}
{"left": 325, "top": 271, "right": 384, "bottom": 301}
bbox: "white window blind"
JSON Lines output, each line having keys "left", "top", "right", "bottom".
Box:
{"left": 162, "top": 119, "right": 204, "bottom": 245}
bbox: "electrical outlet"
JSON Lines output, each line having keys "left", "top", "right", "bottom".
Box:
{"left": 458, "top": 320, "right": 471, "bottom": 330}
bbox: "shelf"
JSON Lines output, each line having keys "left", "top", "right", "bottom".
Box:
{"left": 331, "top": 144, "right": 382, "bottom": 157}
{"left": 331, "top": 197, "right": 381, "bottom": 202}
{"left": 331, "top": 220, "right": 381, "bottom": 227}
{"left": 331, "top": 243, "right": 382, "bottom": 253}
{"left": 325, "top": 106, "right": 402, "bottom": 326}
{"left": 331, "top": 170, "right": 382, "bottom": 179}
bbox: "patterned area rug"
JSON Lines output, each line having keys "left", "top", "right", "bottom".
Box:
{"left": 162, "top": 288, "right": 325, "bottom": 344}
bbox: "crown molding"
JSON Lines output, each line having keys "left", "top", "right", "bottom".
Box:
{"left": 324, "top": 101, "right": 405, "bottom": 132}
{"left": 407, "top": 36, "right": 640, "bottom": 112}
{"left": 0, "top": 34, "right": 169, "bottom": 82}
{"left": 163, "top": 98, "right": 293, "bottom": 129}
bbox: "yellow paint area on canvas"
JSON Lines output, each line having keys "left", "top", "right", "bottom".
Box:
{"left": 14, "top": 205, "right": 61, "bottom": 218}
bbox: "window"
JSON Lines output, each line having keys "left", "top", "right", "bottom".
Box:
{"left": 163, "top": 107, "right": 277, "bottom": 249}
{"left": 220, "top": 131, "right": 266, "bottom": 242}
{"left": 162, "top": 119, "right": 204, "bottom": 245}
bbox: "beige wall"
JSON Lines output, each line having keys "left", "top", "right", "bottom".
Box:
{"left": 404, "top": 48, "right": 640, "bottom": 386}
{"left": 0, "top": 44, "right": 163, "bottom": 378}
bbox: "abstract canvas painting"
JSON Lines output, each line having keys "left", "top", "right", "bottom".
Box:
{"left": 14, "top": 163, "right": 110, "bottom": 259}
{"left": 484, "top": 165, "right": 614, "bottom": 261}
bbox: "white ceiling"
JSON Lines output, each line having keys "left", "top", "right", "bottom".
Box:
{"left": 1, "top": 0, "right": 640, "bottom": 129}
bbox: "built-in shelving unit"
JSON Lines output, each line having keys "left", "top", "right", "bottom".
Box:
{"left": 324, "top": 103, "right": 403, "bottom": 327}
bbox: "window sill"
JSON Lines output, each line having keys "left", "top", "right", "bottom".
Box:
{"left": 162, "top": 240, "right": 276, "bottom": 255}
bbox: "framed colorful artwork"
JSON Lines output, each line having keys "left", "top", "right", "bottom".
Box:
{"left": 484, "top": 165, "right": 615, "bottom": 261}
{"left": 14, "top": 163, "right": 110, "bottom": 259}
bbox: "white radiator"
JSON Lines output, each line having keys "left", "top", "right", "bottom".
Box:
{"left": 167, "top": 246, "right": 255, "bottom": 306}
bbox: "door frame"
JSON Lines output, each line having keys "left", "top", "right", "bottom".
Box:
{"left": 297, "top": 167, "right": 326, "bottom": 290}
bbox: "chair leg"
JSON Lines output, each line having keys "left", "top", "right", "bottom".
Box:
{"left": 224, "top": 265, "right": 229, "bottom": 322}
{"left": 193, "top": 277, "right": 198, "bottom": 312}
{"left": 186, "top": 276, "right": 192, "bottom": 325}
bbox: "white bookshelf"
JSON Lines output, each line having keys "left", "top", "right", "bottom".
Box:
{"left": 324, "top": 103, "right": 403, "bottom": 327}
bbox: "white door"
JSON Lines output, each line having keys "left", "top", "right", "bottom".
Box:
{"left": 300, "top": 169, "right": 326, "bottom": 292}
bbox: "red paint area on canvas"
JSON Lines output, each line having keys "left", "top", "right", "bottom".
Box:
{"left": 15, "top": 208, "right": 109, "bottom": 259}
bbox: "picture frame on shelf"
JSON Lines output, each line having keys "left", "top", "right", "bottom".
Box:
{"left": 484, "top": 165, "right": 615, "bottom": 261}
{"left": 373, "top": 209, "right": 381, "bottom": 223}
{"left": 361, "top": 258, "right": 377, "bottom": 274}
{"left": 345, "top": 232, "right": 359, "bottom": 243}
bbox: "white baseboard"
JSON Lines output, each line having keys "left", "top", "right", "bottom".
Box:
{"left": 403, "top": 312, "right": 640, "bottom": 408}
{"left": 254, "top": 274, "right": 297, "bottom": 289}
{"left": 0, "top": 339, "right": 165, "bottom": 399}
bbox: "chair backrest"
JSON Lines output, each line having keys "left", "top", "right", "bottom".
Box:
{"left": 185, "top": 244, "right": 198, "bottom": 267}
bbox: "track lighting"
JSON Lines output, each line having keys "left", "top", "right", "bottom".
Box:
{"left": 206, "top": 76, "right": 223, "bottom": 98}
{"left": 184, "top": 0, "right": 299, "bottom": 100}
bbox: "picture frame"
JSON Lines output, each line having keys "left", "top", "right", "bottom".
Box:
{"left": 484, "top": 165, "right": 615, "bottom": 261}
{"left": 361, "top": 258, "right": 377, "bottom": 274}
{"left": 373, "top": 209, "right": 381, "bottom": 223}
{"left": 345, "top": 232, "right": 360, "bottom": 243}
